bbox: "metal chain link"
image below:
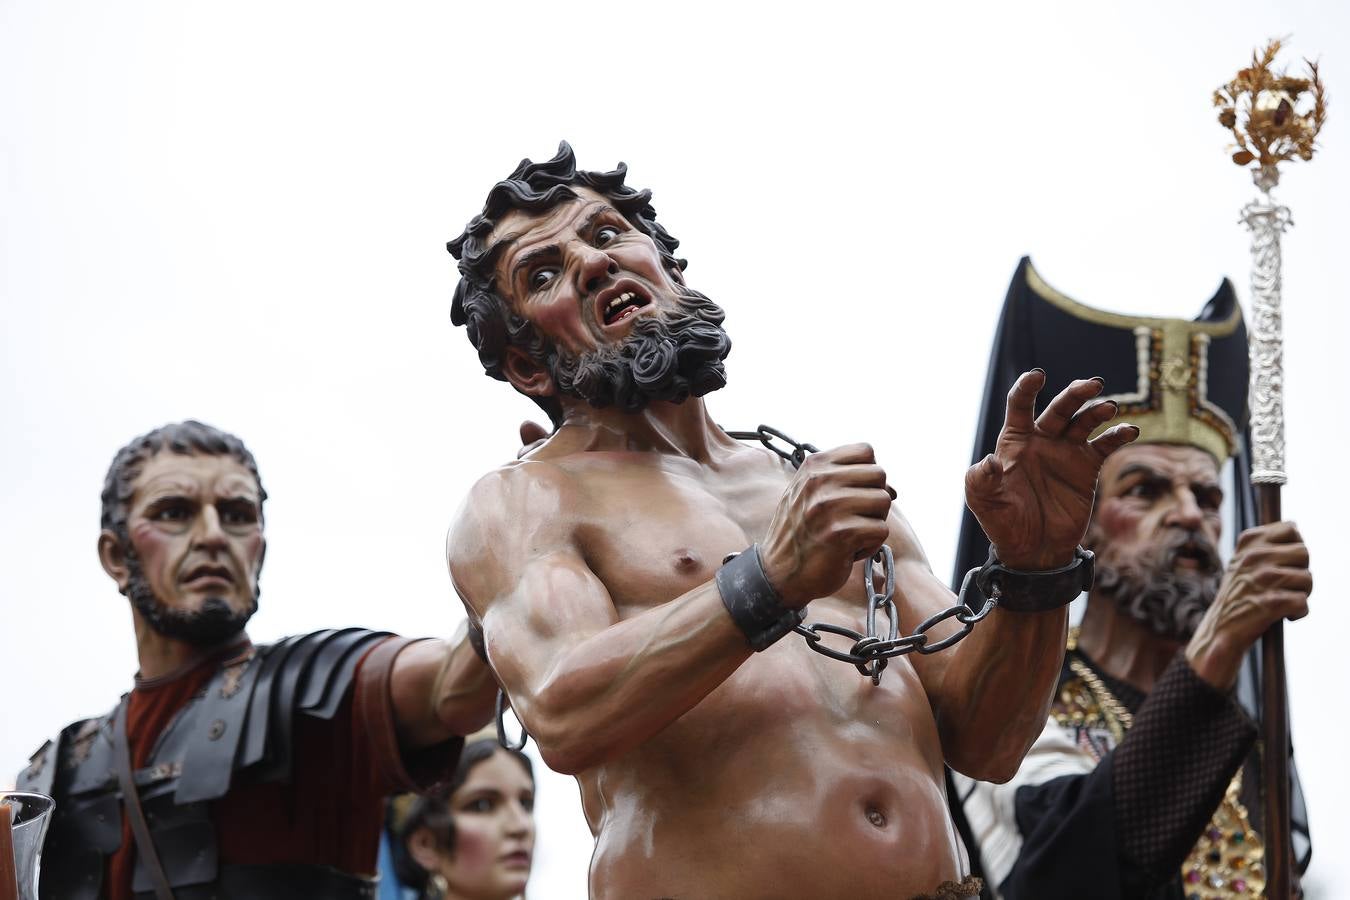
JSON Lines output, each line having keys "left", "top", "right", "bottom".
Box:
{"left": 729, "top": 424, "right": 999, "bottom": 685}
{"left": 726, "top": 425, "right": 820, "bottom": 467}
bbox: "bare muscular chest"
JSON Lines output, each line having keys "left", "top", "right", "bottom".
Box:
{"left": 563, "top": 451, "right": 938, "bottom": 751}
{"left": 570, "top": 452, "right": 784, "bottom": 613}
{"left": 555, "top": 452, "right": 957, "bottom": 891}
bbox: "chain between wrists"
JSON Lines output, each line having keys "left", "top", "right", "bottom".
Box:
{"left": 725, "top": 424, "right": 1095, "bottom": 685}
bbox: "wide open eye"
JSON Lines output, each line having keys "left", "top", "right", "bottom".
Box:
{"left": 529, "top": 268, "right": 558, "bottom": 291}
{"left": 220, "top": 502, "right": 259, "bottom": 527}
{"left": 1195, "top": 486, "right": 1224, "bottom": 511}
{"left": 595, "top": 225, "right": 620, "bottom": 247}
{"left": 154, "top": 503, "right": 190, "bottom": 522}
{"left": 1125, "top": 481, "right": 1161, "bottom": 500}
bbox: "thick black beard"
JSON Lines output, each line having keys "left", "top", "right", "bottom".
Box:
{"left": 543, "top": 285, "right": 731, "bottom": 412}
{"left": 125, "top": 550, "right": 257, "bottom": 647}
{"left": 1088, "top": 528, "right": 1221, "bottom": 643}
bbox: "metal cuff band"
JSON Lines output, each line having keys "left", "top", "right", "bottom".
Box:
{"left": 963, "top": 546, "right": 1096, "bottom": 613}
{"left": 716, "top": 545, "right": 803, "bottom": 651}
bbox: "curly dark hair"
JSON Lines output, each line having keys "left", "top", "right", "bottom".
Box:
{"left": 388, "top": 739, "right": 535, "bottom": 895}
{"left": 446, "top": 141, "right": 688, "bottom": 424}
{"left": 101, "top": 420, "right": 266, "bottom": 547}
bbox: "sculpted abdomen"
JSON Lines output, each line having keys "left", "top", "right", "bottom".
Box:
{"left": 585, "top": 640, "right": 961, "bottom": 897}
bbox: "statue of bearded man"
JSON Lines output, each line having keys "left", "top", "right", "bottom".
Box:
{"left": 444, "top": 145, "right": 1138, "bottom": 900}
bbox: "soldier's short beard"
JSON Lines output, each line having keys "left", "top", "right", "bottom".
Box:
{"left": 544, "top": 285, "right": 731, "bottom": 412}
{"left": 124, "top": 549, "right": 257, "bottom": 646}
{"left": 1088, "top": 527, "right": 1221, "bottom": 643}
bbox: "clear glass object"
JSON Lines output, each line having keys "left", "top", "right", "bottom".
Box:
{"left": 0, "top": 792, "right": 53, "bottom": 900}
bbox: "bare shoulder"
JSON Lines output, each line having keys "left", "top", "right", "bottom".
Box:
{"left": 448, "top": 457, "right": 585, "bottom": 601}
{"left": 452, "top": 458, "right": 582, "bottom": 551}
{"left": 717, "top": 436, "right": 800, "bottom": 486}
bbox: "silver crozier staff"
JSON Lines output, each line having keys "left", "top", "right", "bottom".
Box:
{"left": 1213, "top": 38, "right": 1326, "bottom": 900}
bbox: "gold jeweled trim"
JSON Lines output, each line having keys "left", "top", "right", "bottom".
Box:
{"left": 1181, "top": 775, "right": 1267, "bottom": 899}
{"left": 1023, "top": 261, "right": 1240, "bottom": 461}
{"left": 1068, "top": 657, "right": 1132, "bottom": 744}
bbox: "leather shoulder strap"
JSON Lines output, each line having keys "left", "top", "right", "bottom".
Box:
{"left": 173, "top": 644, "right": 265, "bottom": 805}
{"left": 237, "top": 629, "right": 390, "bottom": 781}
{"left": 112, "top": 697, "right": 175, "bottom": 900}
{"left": 237, "top": 635, "right": 304, "bottom": 770}
{"left": 300, "top": 628, "right": 392, "bottom": 720}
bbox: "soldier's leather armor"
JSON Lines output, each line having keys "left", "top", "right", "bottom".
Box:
{"left": 17, "top": 628, "right": 391, "bottom": 900}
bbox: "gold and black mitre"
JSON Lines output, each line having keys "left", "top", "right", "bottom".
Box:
{"left": 990, "top": 256, "right": 1248, "bottom": 463}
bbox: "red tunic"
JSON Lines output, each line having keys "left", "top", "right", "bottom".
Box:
{"left": 105, "top": 635, "right": 447, "bottom": 900}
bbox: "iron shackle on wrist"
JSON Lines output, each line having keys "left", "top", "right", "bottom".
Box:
{"left": 962, "top": 545, "right": 1096, "bottom": 613}
{"left": 716, "top": 544, "right": 805, "bottom": 651}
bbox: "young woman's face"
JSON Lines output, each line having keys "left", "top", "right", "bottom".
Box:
{"left": 435, "top": 750, "right": 536, "bottom": 899}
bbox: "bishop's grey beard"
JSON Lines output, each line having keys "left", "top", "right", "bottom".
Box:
{"left": 542, "top": 286, "right": 731, "bottom": 412}
{"left": 124, "top": 549, "right": 258, "bottom": 646}
{"left": 1087, "top": 527, "right": 1222, "bottom": 643}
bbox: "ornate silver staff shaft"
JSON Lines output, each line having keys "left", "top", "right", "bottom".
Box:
{"left": 1242, "top": 163, "right": 1294, "bottom": 900}
{"left": 1242, "top": 165, "right": 1291, "bottom": 485}
{"left": 1215, "top": 38, "right": 1325, "bottom": 898}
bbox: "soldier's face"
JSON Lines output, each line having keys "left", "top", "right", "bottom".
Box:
{"left": 490, "top": 188, "right": 684, "bottom": 357}
{"left": 1092, "top": 443, "right": 1224, "bottom": 571}
{"left": 119, "top": 452, "right": 265, "bottom": 631}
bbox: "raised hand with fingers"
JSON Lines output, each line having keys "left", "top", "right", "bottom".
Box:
{"left": 966, "top": 369, "right": 1140, "bottom": 571}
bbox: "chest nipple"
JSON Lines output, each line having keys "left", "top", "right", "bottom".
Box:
{"left": 672, "top": 548, "right": 702, "bottom": 574}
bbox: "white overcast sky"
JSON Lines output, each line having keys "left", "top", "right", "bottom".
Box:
{"left": 2, "top": 2, "right": 1347, "bottom": 897}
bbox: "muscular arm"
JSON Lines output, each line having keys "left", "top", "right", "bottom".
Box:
{"left": 897, "top": 372, "right": 1137, "bottom": 781}
{"left": 448, "top": 463, "right": 752, "bottom": 775}
{"left": 884, "top": 509, "right": 1070, "bottom": 782}
{"left": 389, "top": 619, "right": 501, "bottom": 749}
{"left": 934, "top": 604, "right": 1069, "bottom": 783}
{"left": 379, "top": 425, "right": 567, "bottom": 751}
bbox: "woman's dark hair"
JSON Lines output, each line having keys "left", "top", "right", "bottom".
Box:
{"left": 387, "top": 739, "right": 534, "bottom": 894}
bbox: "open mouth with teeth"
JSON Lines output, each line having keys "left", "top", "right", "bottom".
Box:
{"left": 601, "top": 288, "right": 651, "bottom": 326}
{"left": 1170, "top": 543, "right": 1217, "bottom": 573}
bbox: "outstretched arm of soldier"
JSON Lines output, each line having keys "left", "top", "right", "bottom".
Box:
{"left": 890, "top": 371, "right": 1140, "bottom": 781}
{"left": 388, "top": 620, "right": 502, "bottom": 749}
{"left": 381, "top": 424, "right": 557, "bottom": 752}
